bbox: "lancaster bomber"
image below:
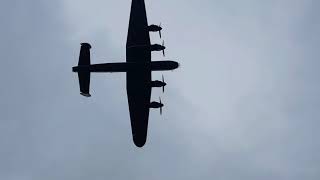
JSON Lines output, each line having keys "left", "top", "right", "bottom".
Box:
{"left": 72, "top": 0, "right": 179, "bottom": 147}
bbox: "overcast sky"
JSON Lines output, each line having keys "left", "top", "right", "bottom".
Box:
{"left": 1, "top": 0, "right": 320, "bottom": 179}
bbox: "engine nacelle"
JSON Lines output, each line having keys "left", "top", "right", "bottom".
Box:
{"left": 150, "top": 44, "right": 165, "bottom": 51}
{"left": 150, "top": 102, "right": 163, "bottom": 108}
{"left": 148, "top": 24, "right": 162, "bottom": 32}
{"left": 148, "top": 24, "right": 162, "bottom": 38}
{"left": 151, "top": 81, "right": 166, "bottom": 88}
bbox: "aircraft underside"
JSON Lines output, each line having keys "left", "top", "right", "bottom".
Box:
{"left": 72, "top": 0, "right": 179, "bottom": 147}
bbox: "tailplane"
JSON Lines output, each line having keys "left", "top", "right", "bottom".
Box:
{"left": 77, "top": 43, "right": 91, "bottom": 97}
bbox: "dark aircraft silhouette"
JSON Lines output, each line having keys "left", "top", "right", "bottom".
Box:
{"left": 72, "top": 0, "right": 179, "bottom": 147}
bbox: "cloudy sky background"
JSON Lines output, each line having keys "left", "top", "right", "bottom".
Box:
{"left": 1, "top": 0, "right": 320, "bottom": 179}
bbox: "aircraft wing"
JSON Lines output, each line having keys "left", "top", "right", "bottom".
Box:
{"left": 126, "top": 0, "right": 152, "bottom": 147}
{"left": 126, "top": 0, "right": 151, "bottom": 50}
{"left": 127, "top": 71, "right": 151, "bottom": 147}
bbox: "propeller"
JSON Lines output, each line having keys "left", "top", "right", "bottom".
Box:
{"left": 159, "top": 23, "right": 162, "bottom": 38}
{"left": 159, "top": 97, "right": 163, "bottom": 115}
{"left": 162, "top": 75, "right": 165, "bottom": 93}
{"left": 162, "top": 40, "right": 165, "bottom": 57}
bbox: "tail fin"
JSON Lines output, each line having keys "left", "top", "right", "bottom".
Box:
{"left": 77, "top": 43, "right": 92, "bottom": 97}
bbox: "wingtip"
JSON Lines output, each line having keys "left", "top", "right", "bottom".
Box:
{"left": 133, "top": 136, "right": 147, "bottom": 148}
{"left": 80, "top": 92, "right": 91, "bottom": 97}
{"left": 134, "top": 141, "right": 146, "bottom": 148}
{"left": 80, "top": 43, "right": 92, "bottom": 49}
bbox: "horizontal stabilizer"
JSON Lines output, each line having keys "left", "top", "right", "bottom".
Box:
{"left": 78, "top": 72, "right": 91, "bottom": 97}
{"left": 77, "top": 43, "right": 92, "bottom": 97}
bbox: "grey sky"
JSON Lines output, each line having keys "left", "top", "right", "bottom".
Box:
{"left": 1, "top": 0, "right": 320, "bottom": 179}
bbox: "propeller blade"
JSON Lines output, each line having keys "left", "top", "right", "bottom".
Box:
{"left": 162, "top": 40, "right": 165, "bottom": 56}
{"left": 162, "top": 75, "right": 165, "bottom": 93}
{"left": 159, "top": 23, "right": 162, "bottom": 38}
{"left": 159, "top": 97, "right": 163, "bottom": 115}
